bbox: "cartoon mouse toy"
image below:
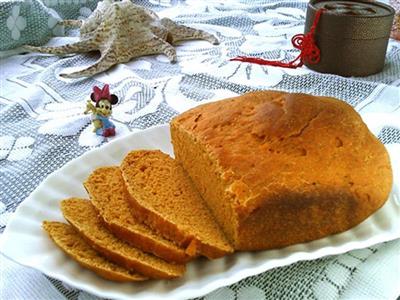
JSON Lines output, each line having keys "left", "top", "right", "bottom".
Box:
{"left": 84, "top": 84, "right": 118, "bottom": 137}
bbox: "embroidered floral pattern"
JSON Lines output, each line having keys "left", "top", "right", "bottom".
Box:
{"left": 1, "top": 2, "right": 399, "bottom": 300}
{"left": 6, "top": 6, "right": 27, "bottom": 40}
{"left": 0, "top": 200, "right": 10, "bottom": 227}
{"left": 0, "top": 136, "right": 35, "bottom": 161}
{"left": 47, "top": 14, "right": 65, "bottom": 36}
{"left": 36, "top": 85, "right": 152, "bottom": 147}
{"left": 78, "top": 6, "right": 92, "bottom": 20}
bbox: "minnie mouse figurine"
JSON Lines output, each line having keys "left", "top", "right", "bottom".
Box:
{"left": 84, "top": 84, "right": 118, "bottom": 137}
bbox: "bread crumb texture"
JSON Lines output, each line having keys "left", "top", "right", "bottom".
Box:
{"left": 84, "top": 166, "right": 191, "bottom": 263}
{"left": 121, "top": 150, "right": 233, "bottom": 258}
{"left": 61, "top": 198, "right": 186, "bottom": 279}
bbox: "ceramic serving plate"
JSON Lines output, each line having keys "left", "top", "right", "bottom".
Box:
{"left": 1, "top": 124, "right": 400, "bottom": 300}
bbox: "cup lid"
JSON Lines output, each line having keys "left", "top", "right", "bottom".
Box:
{"left": 312, "top": 0, "right": 394, "bottom": 18}
{"left": 308, "top": 0, "right": 395, "bottom": 39}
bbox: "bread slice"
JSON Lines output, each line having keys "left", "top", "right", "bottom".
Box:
{"left": 61, "top": 198, "right": 186, "bottom": 279}
{"left": 84, "top": 166, "right": 191, "bottom": 264}
{"left": 42, "top": 221, "right": 146, "bottom": 282}
{"left": 120, "top": 150, "right": 233, "bottom": 259}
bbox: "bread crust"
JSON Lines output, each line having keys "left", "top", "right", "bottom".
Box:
{"left": 42, "top": 221, "right": 147, "bottom": 282}
{"left": 84, "top": 166, "right": 191, "bottom": 264}
{"left": 125, "top": 188, "right": 231, "bottom": 259}
{"left": 99, "top": 216, "right": 191, "bottom": 263}
{"left": 171, "top": 91, "right": 393, "bottom": 250}
{"left": 120, "top": 150, "right": 234, "bottom": 259}
{"left": 61, "top": 198, "right": 186, "bottom": 279}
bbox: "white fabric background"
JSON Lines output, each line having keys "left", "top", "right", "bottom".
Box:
{"left": 1, "top": 0, "right": 400, "bottom": 299}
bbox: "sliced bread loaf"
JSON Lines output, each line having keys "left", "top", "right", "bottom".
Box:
{"left": 42, "top": 221, "right": 146, "bottom": 282}
{"left": 170, "top": 91, "right": 393, "bottom": 250}
{"left": 61, "top": 198, "right": 186, "bottom": 279}
{"left": 120, "top": 150, "right": 233, "bottom": 259}
{"left": 84, "top": 166, "right": 191, "bottom": 264}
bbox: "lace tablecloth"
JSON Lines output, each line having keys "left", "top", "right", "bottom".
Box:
{"left": 1, "top": 1, "right": 400, "bottom": 299}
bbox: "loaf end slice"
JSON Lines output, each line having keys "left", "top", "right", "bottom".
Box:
{"left": 84, "top": 166, "right": 191, "bottom": 264}
{"left": 42, "top": 221, "right": 146, "bottom": 282}
{"left": 120, "top": 150, "right": 234, "bottom": 259}
{"left": 61, "top": 198, "right": 186, "bottom": 279}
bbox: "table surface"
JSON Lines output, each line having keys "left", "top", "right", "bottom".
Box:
{"left": 1, "top": 1, "right": 400, "bottom": 299}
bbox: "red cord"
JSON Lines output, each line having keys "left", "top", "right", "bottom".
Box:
{"left": 230, "top": 9, "right": 325, "bottom": 68}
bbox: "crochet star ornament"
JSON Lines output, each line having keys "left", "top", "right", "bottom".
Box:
{"left": 24, "top": 0, "right": 219, "bottom": 78}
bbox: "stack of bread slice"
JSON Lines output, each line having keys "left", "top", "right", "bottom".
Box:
{"left": 43, "top": 150, "right": 233, "bottom": 282}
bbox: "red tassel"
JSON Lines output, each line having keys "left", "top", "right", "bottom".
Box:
{"left": 230, "top": 9, "right": 325, "bottom": 69}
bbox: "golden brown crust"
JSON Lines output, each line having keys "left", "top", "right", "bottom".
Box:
{"left": 120, "top": 150, "right": 234, "bottom": 259}
{"left": 84, "top": 166, "right": 191, "bottom": 264}
{"left": 126, "top": 191, "right": 230, "bottom": 259}
{"left": 100, "top": 218, "right": 191, "bottom": 263}
{"left": 61, "top": 198, "right": 186, "bottom": 279}
{"left": 171, "top": 90, "right": 393, "bottom": 250}
{"left": 42, "top": 221, "right": 147, "bottom": 282}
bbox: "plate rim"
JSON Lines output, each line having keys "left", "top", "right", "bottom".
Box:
{"left": 2, "top": 229, "right": 400, "bottom": 300}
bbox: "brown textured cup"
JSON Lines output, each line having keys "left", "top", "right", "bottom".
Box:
{"left": 304, "top": 0, "right": 395, "bottom": 77}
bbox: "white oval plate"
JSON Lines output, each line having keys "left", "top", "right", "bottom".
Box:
{"left": 1, "top": 124, "right": 400, "bottom": 300}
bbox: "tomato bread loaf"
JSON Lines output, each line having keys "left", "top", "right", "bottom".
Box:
{"left": 170, "top": 91, "right": 393, "bottom": 250}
